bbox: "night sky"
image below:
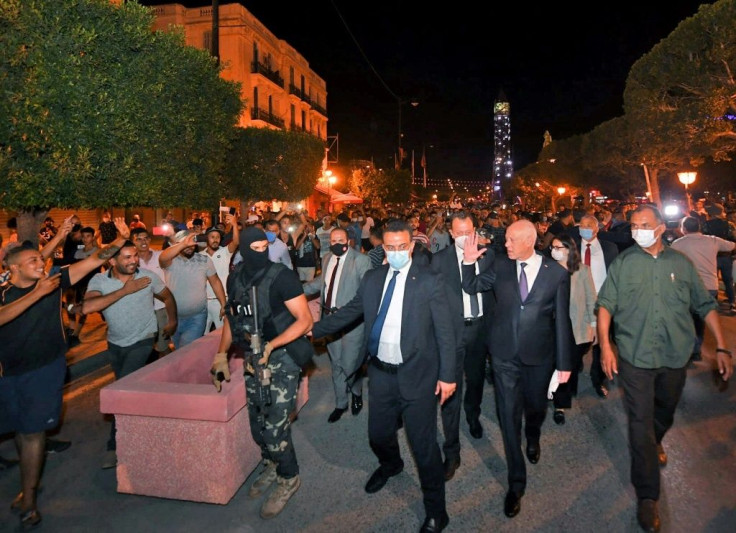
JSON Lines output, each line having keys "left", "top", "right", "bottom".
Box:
{"left": 139, "top": 1, "right": 714, "bottom": 180}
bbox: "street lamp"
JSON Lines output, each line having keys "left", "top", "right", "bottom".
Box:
{"left": 677, "top": 171, "right": 696, "bottom": 212}
{"left": 397, "top": 99, "right": 419, "bottom": 168}
{"left": 322, "top": 170, "right": 338, "bottom": 212}
{"left": 557, "top": 186, "right": 566, "bottom": 195}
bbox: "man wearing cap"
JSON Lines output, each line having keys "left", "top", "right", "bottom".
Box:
{"left": 159, "top": 230, "right": 227, "bottom": 348}
{"left": 201, "top": 214, "right": 240, "bottom": 332}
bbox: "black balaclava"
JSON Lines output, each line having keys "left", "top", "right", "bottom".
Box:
{"left": 239, "top": 226, "right": 270, "bottom": 275}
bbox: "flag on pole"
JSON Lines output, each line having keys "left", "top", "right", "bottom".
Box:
{"left": 394, "top": 152, "right": 400, "bottom": 170}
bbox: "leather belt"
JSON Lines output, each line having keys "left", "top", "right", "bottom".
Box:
{"left": 464, "top": 317, "right": 482, "bottom": 326}
{"left": 371, "top": 357, "right": 402, "bottom": 374}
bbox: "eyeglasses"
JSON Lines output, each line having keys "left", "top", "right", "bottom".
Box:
{"left": 550, "top": 245, "right": 566, "bottom": 251}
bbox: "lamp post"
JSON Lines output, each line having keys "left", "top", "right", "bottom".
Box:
{"left": 322, "top": 170, "right": 337, "bottom": 213}
{"left": 397, "top": 99, "right": 419, "bottom": 169}
{"left": 677, "top": 171, "right": 696, "bottom": 212}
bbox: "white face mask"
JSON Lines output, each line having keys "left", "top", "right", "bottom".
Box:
{"left": 632, "top": 228, "right": 658, "bottom": 248}
{"left": 386, "top": 250, "right": 410, "bottom": 269}
{"left": 454, "top": 235, "right": 468, "bottom": 251}
{"left": 551, "top": 248, "right": 568, "bottom": 262}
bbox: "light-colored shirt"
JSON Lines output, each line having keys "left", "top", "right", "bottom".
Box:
{"left": 323, "top": 253, "right": 346, "bottom": 308}
{"left": 671, "top": 233, "right": 735, "bottom": 291}
{"left": 361, "top": 216, "right": 375, "bottom": 239}
{"left": 139, "top": 249, "right": 166, "bottom": 311}
{"left": 87, "top": 268, "right": 165, "bottom": 347}
{"left": 516, "top": 251, "right": 543, "bottom": 293}
{"left": 200, "top": 246, "right": 233, "bottom": 299}
{"left": 582, "top": 237, "right": 608, "bottom": 293}
{"left": 377, "top": 260, "right": 412, "bottom": 364}
{"left": 268, "top": 238, "right": 293, "bottom": 269}
{"left": 163, "top": 254, "right": 216, "bottom": 317}
{"left": 455, "top": 245, "right": 483, "bottom": 318}
{"left": 430, "top": 230, "right": 451, "bottom": 253}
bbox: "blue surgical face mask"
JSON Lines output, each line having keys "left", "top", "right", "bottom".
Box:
{"left": 265, "top": 231, "right": 277, "bottom": 243}
{"left": 386, "top": 250, "right": 410, "bottom": 269}
{"left": 579, "top": 228, "right": 594, "bottom": 241}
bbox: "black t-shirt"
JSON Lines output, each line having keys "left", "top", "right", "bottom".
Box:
{"left": 704, "top": 218, "right": 732, "bottom": 241}
{"left": 53, "top": 235, "right": 82, "bottom": 267}
{"left": 0, "top": 268, "right": 72, "bottom": 376}
{"left": 99, "top": 221, "right": 117, "bottom": 244}
{"left": 226, "top": 265, "right": 304, "bottom": 343}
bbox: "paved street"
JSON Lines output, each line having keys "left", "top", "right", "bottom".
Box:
{"left": 1, "top": 307, "right": 735, "bottom": 532}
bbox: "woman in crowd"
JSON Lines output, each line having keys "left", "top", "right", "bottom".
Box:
{"left": 549, "top": 233, "right": 597, "bottom": 424}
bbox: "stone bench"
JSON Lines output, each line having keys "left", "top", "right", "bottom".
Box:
{"left": 100, "top": 330, "right": 309, "bottom": 504}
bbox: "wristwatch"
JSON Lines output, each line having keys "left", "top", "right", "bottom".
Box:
{"left": 715, "top": 348, "right": 732, "bottom": 356}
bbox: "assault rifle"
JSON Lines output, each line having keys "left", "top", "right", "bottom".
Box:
{"left": 243, "top": 286, "right": 272, "bottom": 427}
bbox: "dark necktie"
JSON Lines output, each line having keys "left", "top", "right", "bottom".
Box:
{"left": 584, "top": 243, "right": 591, "bottom": 266}
{"left": 324, "top": 256, "right": 340, "bottom": 312}
{"left": 519, "top": 262, "right": 529, "bottom": 302}
{"left": 367, "top": 270, "right": 400, "bottom": 357}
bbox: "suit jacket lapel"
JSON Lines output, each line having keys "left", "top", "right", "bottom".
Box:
{"left": 526, "top": 255, "right": 551, "bottom": 301}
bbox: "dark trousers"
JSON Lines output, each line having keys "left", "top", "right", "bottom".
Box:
{"left": 618, "top": 358, "right": 687, "bottom": 500}
{"left": 440, "top": 347, "right": 464, "bottom": 461}
{"left": 717, "top": 254, "right": 734, "bottom": 304}
{"left": 493, "top": 355, "right": 554, "bottom": 495}
{"left": 553, "top": 342, "right": 593, "bottom": 409}
{"left": 463, "top": 319, "right": 489, "bottom": 421}
{"left": 107, "top": 337, "right": 154, "bottom": 451}
{"left": 368, "top": 365, "right": 446, "bottom": 519}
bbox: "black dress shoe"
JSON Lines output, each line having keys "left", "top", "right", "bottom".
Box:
{"left": 419, "top": 511, "right": 449, "bottom": 532}
{"left": 503, "top": 491, "right": 522, "bottom": 518}
{"left": 637, "top": 499, "right": 661, "bottom": 532}
{"left": 327, "top": 407, "right": 347, "bottom": 423}
{"left": 526, "top": 442, "right": 540, "bottom": 464}
{"left": 351, "top": 394, "right": 363, "bottom": 416}
{"left": 443, "top": 456, "right": 460, "bottom": 481}
{"left": 365, "top": 464, "right": 403, "bottom": 494}
{"left": 467, "top": 418, "right": 483, "bottom": 439}
{"left": 553, "top": 409, "right": 565, "bottom": 425}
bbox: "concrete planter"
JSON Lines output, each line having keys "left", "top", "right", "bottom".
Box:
{"left": 100, "top": 330, "right": 309, "bottom": 504}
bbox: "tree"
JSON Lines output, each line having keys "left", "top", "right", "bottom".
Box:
{"left": 221, "top": 127, "right": 325, "bottom": 208}
{"left": 347, "top": 166, "right": 412, "bottom": 206}
{"left": 0, "top": 0, "right": 242, "bottom": 243}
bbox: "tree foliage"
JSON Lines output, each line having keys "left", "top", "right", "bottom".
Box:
{"left": 348, "top": 166, "right": 412, "bottom": 206}
{"left": 0, "top": 0, "right": 243, "bottom": 213}
{"left": 221, "top": 127, "right": 325, "bottom": 204}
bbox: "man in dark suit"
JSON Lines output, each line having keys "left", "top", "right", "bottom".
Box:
{"left": 311, "top": 219, "right": 456, "bottom": 533}
{"left": 574, "top": 215, "right": 619, "bottom": 397}
{"left": 462, "top": 220, "right": 573, "bottom": 518}
{"left": 430, "top": 211, "right": 494, "bottom": 482}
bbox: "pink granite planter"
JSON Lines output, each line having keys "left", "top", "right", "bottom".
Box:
{"left": 100, "top": 330, "right": 309, "bottom": 504}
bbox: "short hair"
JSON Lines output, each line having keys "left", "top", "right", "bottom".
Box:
{"left": 192, "top": 218, "right": 203, "bottom": 226}
{"left": 80, "top": 226, "right": 95, "bottom": 235}
{"left": 5, "top": 244, "right": 37, "bottom": 265}
{"left": 383, "top": 218, "right": 412, "bottom": 237}
{"left": 264, "top": 219, "right": 279, "bottom": 230}
{"left": 681, "top": 216, "right": 700, "bottom": 233}
{"left": 130, "top": 227, "right": 149, "bottom": 238}
{"left": 448, "top": 210, "right": 476, "bottom": 226}
{"left": 330, "top": 227, "right": 349, "bottom": 240}
{"left": 369, "top": 227, "right": 383, "bottom": 240}
{"left": 632, "top": 204, "right": 664, "bottom": 224}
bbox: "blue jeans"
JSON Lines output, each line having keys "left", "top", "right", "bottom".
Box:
{"left": 172, "top": 309, "right": 207, "bottom": 350}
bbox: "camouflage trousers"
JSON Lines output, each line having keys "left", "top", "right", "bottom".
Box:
{"left": 245, "top": 347, "right": 301, "bottom": 478}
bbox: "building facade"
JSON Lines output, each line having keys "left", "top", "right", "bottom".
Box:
{"left": 150, "top": 3, "right": 328, "bottom": 141}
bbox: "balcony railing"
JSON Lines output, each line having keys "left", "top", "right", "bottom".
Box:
{"left": 311, "top": 102, "right": 327, "bottom": 116}
{"left": 251, "top": 107, "right": 285, "bottom": 128}
{"left": 288, "top": 85, "right": 311, "bottom": 105}
{"left": 251, "top": 61, "right": 284, "bottom": 88}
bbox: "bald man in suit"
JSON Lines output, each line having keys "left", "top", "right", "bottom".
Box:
{"left": 462, "top": 220, "right": 574, "bottom": 518}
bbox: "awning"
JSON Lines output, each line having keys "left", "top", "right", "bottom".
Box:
{"left": 330, "top": 192, "right": 363, "bottom": 204}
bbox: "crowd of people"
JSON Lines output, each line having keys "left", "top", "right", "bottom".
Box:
{"left": 1, "top": 195, "right": 735, "bottom": 531}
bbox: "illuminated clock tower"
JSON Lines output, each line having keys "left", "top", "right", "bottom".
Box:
{"left": 493, "top": 89, "right": 513, "bottom": 201}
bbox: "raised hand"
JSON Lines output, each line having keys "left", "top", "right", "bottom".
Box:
{"left": 463, "top": 232, "right": 486, "bottom": 263}
{"left": 113, "top": 217, "right": 130, "bottom": 240}
{"left": 58, "top": 216, "right": 74, "bottom": 238}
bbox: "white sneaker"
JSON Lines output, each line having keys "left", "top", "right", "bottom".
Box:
{"left": 260, "top": 475, "right": 300, "bottom": 519}
{"left": 248, "top": 459, "right": 277, "bottom": 499}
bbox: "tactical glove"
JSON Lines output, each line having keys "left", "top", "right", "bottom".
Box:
{"left": 210, "top": 351, "right": 231, "bottom": 392}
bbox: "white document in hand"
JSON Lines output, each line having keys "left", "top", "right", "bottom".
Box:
{"left": 547, "top": 370, "right": 560, "bottom": 400}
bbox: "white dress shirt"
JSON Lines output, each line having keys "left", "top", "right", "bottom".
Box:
{"left": 377, "top": 259, "right": 412, "bottom": 364}
{"left": 455, "top": 246, "right": 483, "bottom": 318}
{"left": 324, "top": 252, "right": 347, "bottom": 308}
{"left": 516, "top": 251, "right": 543, "bottom": 293}
{"left": 581, "top": 238, "right": 606, "bottom": 293}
